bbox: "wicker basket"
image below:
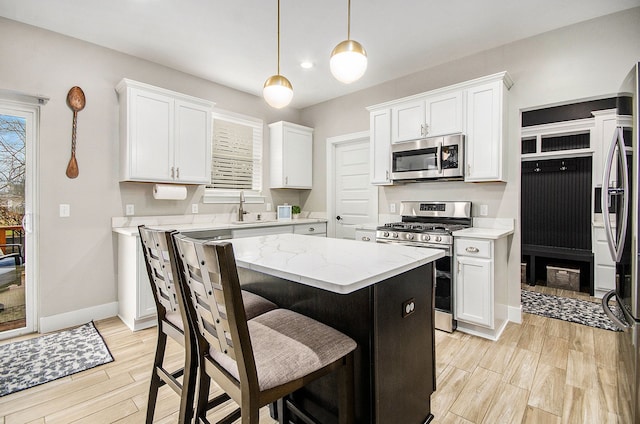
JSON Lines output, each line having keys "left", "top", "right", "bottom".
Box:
{"left": 546, "top": 265, "right": 580, "bottom": 291}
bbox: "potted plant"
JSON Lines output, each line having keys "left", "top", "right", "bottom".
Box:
{"left": 292, "top": 205, "right": 301, "bottom": 219}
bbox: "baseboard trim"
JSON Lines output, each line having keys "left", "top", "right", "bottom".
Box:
{"left": 39, "top": 302, "right": 118, "bottom": 333}
{"left": 508, "top": 304, "right": 522, "bottom": 324}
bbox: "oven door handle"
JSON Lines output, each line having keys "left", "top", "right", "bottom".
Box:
{"left": 436, "top": 141, "right": 443, "bottom": 173}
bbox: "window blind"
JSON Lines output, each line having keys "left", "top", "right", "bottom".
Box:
{"left": 210, "top": 117, "right": 262, "bottom": 191}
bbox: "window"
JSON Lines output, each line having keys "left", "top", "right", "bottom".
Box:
{"left": 204, "top": 110, "right": 264, "bottom": 203}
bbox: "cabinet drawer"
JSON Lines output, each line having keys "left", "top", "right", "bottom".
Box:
{"left": 294, "top": 223, "right": 327, "bottom": 235}
{"left": 456, "top": 239, "right": 491, "bottom": 259}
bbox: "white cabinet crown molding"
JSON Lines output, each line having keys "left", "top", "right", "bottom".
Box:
{"left": 366, "top": 71, "right": 512, "bottom": 112}
{"left": 116, "top": 78, "right": 215, "bottom": 108}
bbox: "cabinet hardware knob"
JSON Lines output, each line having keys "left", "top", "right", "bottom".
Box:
{"left": 309, "top": 227, "right": 315, "bottom": 232}
{"left": 285, "top": 176, "right": 288, "bottom": 185}
{"left": 466, "top": 246, "right": 479, "bottom": 253}
{"left": 176, "top": 167, "right": 180, "bottom": 179}
{"left": 362, "top": 236, "right": 370, "bottom": 241}
{"left": 171, "top": 166, "right": 175, "bottom": 179}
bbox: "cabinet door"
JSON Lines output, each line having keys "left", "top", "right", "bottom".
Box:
{"left": 370, "top": 109, "right": 392, "bottom": 185}
{"left": 455, "top": 255, "right": 493, "bottom": 327}
{"left": 174, "top": 99, "right": 212, "bottom": 183}
{"left": 465, "top": 81, "right": 505, "bottom": 182}
{"left": 424, "top": 91, "right": 463, "bottom": 137}
{"left": 391, "top": 99, "right": 425, "bottom": 143}
{"left": 129, "top": 89, "right": 174, "bottom": 181}
{"left": 136, "top": 242, "right": 157, "bottom": 320}
{"left": 282, "top": 126, "right": 313, "bottom": 188}
{"left": 594, "top": 227, "right": 616, "bottom": 294}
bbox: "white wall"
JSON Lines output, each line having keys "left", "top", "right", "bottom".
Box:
{"left": 0, "top": 17, "right": 303, "bottom": 325}
{"left": 300, "top": 8, "right": 640, "bottom": 311}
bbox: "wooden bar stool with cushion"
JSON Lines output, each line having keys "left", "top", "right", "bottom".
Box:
{"left": 171, "top": 233, "right": 357, "bottom": 424}
{"left": 138, "top": 226, "right": 278, "bottom": 423}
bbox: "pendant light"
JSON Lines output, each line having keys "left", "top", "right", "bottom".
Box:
{"left": 330, "top": 0, "right": 367, "bottom": 84}
{"left": 263, "top": 0, "right": 293, "bottom": 108}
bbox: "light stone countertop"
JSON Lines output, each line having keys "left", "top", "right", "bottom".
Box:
{"left": 230, "top": 233, "right": 444, "bottom": 294}
{"left": 112, "top": 217, "right": 327, "bottom": 237}
{"left": 452, "top": 217, "right": 515, "bottom": 240}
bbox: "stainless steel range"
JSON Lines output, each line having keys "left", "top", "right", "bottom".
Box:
{"left": 376, "top": 201, "right": 472, "bottom": 332}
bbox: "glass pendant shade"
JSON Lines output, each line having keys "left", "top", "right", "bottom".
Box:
{"left": 263, "top": 74, "right": 293, "bottom": 109}
{"left": 330, "top": 39, "right": 368, "bottom": 84}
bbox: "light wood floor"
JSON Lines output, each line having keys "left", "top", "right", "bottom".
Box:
{"left": 0, "top": 305, "right": 620, "bottom": 423}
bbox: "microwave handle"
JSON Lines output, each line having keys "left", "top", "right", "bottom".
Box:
{"left": 436, "top": 141, "right": 442, "bottom": 173}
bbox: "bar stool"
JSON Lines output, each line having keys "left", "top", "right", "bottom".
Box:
{"left": 171, "top": 233, "right": 357, "bottom": 424}
{"left": 138, "top": 226, "right": 278, "bottom": 423}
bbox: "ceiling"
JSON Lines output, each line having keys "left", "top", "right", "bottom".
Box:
{"left": 1, "top": 0, "right": 639, "bottom": 109}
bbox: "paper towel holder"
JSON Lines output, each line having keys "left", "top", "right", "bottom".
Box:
{"left": 152, "top": 184, "right": 188, "bottom": 200}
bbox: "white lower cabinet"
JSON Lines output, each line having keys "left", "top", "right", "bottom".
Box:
{"left": 117, "top": 233, "right": 157, "bottom": 331}
{"left": 456, "top": 255, "right": 493, "bottom": 327}
{"left": 593, "top": 226, "right": 616, "bottom": 298}
{"left": 454, "top": 235, "right": 509, "bottom": 340}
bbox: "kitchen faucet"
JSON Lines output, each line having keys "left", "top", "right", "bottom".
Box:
{"left": 238, "top": 191, "right": 248, "bottom": 221}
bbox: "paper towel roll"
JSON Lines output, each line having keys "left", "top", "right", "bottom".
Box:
{"left": 153, "top": 184, "right": 187, "bottom": 200}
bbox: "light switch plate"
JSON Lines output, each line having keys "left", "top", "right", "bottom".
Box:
{"left": 191, "top": 204, "right": 199, "bottom": 214}
{"left": 266, "top": 203, "right": 272, "bottom": 211}
{"left": 59, "top": 204, "right": 70, "bottom": 217}
{"left": 390, "top": 203, "right": 397, "bottom": 213}
{"left": 480, "top": 204, "right": 489, "bottom": 216}
{"left": 125, "top": 204, "right": 135, "bottom": 216}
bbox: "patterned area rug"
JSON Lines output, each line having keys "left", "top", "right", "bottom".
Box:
{"left": 0, "top": 322, "right": 113, "bottom": 396}
{"left": 521, "top": 290, "right": 621, "bottom": 332}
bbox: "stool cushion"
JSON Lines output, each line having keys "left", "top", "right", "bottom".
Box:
{"left": 242, "top": 290, "right": 278, "bottom": 320}
{"left": 211, "top": 309, "right": 357, "bottom": 391}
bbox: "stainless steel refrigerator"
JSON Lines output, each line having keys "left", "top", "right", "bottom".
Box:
{"left": 602, "top": 62, "right": 640, "bottom": 424}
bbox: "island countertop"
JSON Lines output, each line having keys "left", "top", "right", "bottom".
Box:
{"left": 230, "top": 233, "right": 443, "bottom": 294}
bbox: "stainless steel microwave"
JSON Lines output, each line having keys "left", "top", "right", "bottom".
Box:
{"left": 391, "top": 134, "right": 465, "bottom": 181}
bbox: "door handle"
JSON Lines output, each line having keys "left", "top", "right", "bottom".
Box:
{"left": 602, "top": 127, "right": 628, "bottom": 262}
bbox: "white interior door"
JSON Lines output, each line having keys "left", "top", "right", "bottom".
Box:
{"left": 327, "top": 132, "right": 378, "bottom": 239}
{"left": 0, "top": 100, "right": 39, "bottom": 339}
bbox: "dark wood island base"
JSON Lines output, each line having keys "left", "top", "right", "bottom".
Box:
{"left": 239, "top": 262, "right": 436, "bottom": 424}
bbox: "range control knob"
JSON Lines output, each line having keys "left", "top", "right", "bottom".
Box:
{"left": 435, "top": 236, "right": 442, "bottom": 242}
{"left": 423, "top": 234, "right": 431, "bottom": 242}
{"left": 392, "top": 232, "right": 399, "bottom": 238}
{"left": 407, "top": 233, "right": 414, "bottom": 240}
{"left": 383, "top": 231, "right": 390, "bottom": 237}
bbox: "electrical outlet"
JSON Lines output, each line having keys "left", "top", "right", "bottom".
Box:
{"left": 480, "top": 204, "right": 489, "bottom": 216}
{"left": 390, "top": 203, "right": 397, "bottom": 213}
{"left": 59, "top": 204, "right": 70, "bottom": 217}
{"left": 266, "top": 203, "right": 272, "bottom": 211}
{"left": 191, "top": 204, "right": 199, "bottom": 214}
{"left": 125, "top": 204, "right": 135, "bottom": 216}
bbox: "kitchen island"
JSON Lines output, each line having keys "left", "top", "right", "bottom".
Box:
{"left": 231, "top": 233, "right": 443, "bottom": 424}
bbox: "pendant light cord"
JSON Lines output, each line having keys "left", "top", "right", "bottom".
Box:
{"left": 277, "top": 0, "right": 281, "bottom": 75}
{"left": 347, "top": 0, "right": 351, "bottom": 40}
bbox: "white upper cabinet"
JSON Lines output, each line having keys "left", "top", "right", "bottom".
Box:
{"left": 425, "top": 91, "right": 464, "bottom": 137}
{"left": 117, "top": 79, "right": 213, "bottom": 184}
{"left": 464, "top": 76, "right": 511, "bottom": 182}
{"left": 269, "top": 121, "right": 313, "bottom": 189}
{"left": 391, "top": 99, "right": 425, "bottom": 142}
{"left": 390, "top": 91, "right": 463, "bottom": 143}
{"left": 370, "top": 109, "right": 392, "bottom": 185}
{"left": 368, "top": 72, "right": 512, "bottom": 184}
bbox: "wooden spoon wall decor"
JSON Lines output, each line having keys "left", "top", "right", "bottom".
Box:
{"left": 66, "top": 86, "right": 85, "bottom": 179}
